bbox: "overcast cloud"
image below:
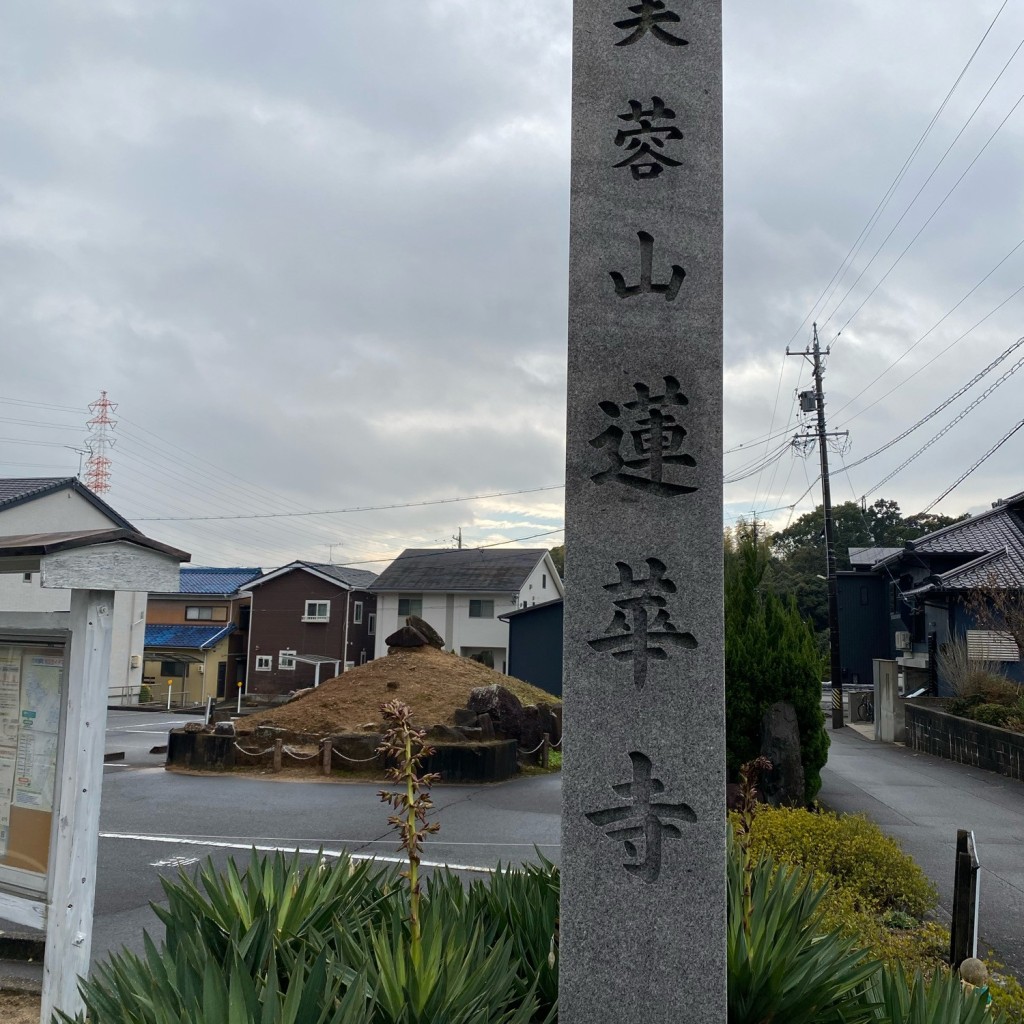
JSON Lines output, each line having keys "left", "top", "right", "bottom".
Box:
{"left": 2, "top": 1, "right": 1023, "bottom": 568}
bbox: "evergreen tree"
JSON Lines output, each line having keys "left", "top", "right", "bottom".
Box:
{"left": 726, "top": 522, "right": 828, "bottom": 801}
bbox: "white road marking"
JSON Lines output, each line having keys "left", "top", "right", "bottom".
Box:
{"left": 150, "top": 855, "right": 200, "bottom": 868}
{"left": 100, "top": 831, "right": 498, "bottom": 874}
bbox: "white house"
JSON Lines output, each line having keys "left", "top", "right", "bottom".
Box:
{"left": 369, "top": 548, "right": 564, "bottom": 673}
{"left": 0, "top": 478, "right": 149, "bottom": 702}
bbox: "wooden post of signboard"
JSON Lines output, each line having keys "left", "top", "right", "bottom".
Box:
{"left": 40, "top": 590, "right": 114, "bottom": 1024}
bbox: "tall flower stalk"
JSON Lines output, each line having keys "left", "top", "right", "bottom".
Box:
{"left": 377, "top": 700, "right": 440, "bottom": 953}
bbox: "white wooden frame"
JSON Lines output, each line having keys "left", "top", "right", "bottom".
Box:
{"left": 0, "top": 533, "right": 184, "bottom": 1023}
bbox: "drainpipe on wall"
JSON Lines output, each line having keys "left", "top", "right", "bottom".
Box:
{"left": 245, "top": 592, "right": 254, "bottom": 698}
{"left": 342, "top": 588, "right": 351, "bottom": 672}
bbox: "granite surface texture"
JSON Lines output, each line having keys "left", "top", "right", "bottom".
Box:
{"left": 561, "top": 1, "right": 726, "bottom": 1020}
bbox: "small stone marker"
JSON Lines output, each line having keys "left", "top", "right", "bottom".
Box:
{"left": 561, "top": 2, "right": 725, "bottom": 1021}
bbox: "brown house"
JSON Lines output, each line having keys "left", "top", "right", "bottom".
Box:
{"left": 240, "top": 561, "right": 379, "bottom": 697}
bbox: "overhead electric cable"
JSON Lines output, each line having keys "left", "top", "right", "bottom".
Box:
{"left": 783, "top": 0, "right": 1010, "bottom": 347}
{"left": 133, "top": 484, "right": 566, "bottom": 522}
{"left": 861, "top": 354, "right": 1024, "bottom": 498}
{"left": 832, "top": 234, "right": 1024, "bottom": 420}
{"left": 828, "top": 82, "right": 1024, "bottom": 344}
{"left": 920, "top": 416, "right": 1024, "bottom": 514}
{"left": 334, "top": 528, "right": 566, "bottom": 567}
{"left": 843, "top": 335, "right": 1024, "bottom": 470}
{"left": 822, "top": 31, "right": 1024, "bottom": 334}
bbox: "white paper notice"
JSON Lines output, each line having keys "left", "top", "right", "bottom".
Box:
{"left": 0, "top": 746, "right": 15, "bottom": 830}
{"left": 20, "top": 655, "right": 62, "bottom": 735}
{"left": 0, "top": 662, "right": 19, "bottom": 746}
{"left": 13, "top": 730, "right": 58, "bottom": 812}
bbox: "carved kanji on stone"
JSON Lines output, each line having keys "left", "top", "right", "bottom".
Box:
{"left": 590, "top": 375, "right": 697, "bottom": 496}
{"left": 614, "top": 0, "right": 688, "bottom": 48}
{"left": 587, "top": 558, "right": 697, "bottom": 690}
{"left": 586, "top": 752, "right": 696, "bottom": 883}
{"left": 610, "top": 232, "right": 685, "bottom": 300}
{"left": 614, "top": 97, "right": 683, "bottom": 180}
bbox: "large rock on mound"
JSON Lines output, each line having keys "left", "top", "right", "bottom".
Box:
{"left": 406, "top": 615, "right": 445, "bottom": 649}
{"left": 467, "top": 684, "right": 525, "bottom": 741}
{"left": 385, "top": 625, "right": 429, "bottom": 648}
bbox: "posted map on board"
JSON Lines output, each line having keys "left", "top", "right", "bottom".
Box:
{"left": 12, "top": 654, "right": 62, "bottom": 813}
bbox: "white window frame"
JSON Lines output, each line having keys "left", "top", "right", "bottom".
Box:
{"left": 368, "top": 612, "right": 376, "bottom": 635}
{"left": 469, "top": 599, "right": 495, "bottom": 619}
{"left": 279, "top": 650, "right": 297, "bottom": 671}
{"left": 186, "top": 605, "right": 213, "bottom": 621}
{"left": 302, "top": 600, "right": 330, "bottom": 623}
{"left": 255, "top": 655, "right": 273, "bottom": 672}
{"left": 353, "top": 601, "right": 363, "bottom": 624}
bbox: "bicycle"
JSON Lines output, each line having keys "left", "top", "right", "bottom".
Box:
{"left": 855, "top": 692, "right": 875, "bottom": 723}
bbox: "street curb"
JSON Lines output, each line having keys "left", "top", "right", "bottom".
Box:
{"left": 0, "top": 932, "right": 44, "bottom": 964}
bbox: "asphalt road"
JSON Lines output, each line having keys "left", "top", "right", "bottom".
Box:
{"left": 94, "top": 710, "right": 559, "bottom": 963}
{"left": 820, "top": 727, "right": 1024, "bottom": 977}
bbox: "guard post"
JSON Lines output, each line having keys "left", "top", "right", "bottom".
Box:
{"left": 0, "top": 528, "right": 188, "bottom": 1022}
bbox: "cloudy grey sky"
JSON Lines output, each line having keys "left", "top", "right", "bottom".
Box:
{"left": 2, "top": 0, "right": 1023, "bottom": 569}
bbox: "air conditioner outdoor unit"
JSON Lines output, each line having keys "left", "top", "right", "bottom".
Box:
{"left": 895, "top": 631, "right": 912, "bottom": 651}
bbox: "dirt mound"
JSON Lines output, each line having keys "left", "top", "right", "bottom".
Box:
{"left": 238, "top": 646, "right": 556, "bottom": 737}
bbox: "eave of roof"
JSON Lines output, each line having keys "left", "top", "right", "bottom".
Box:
{"left": 0, "top": 529, "right": 190, "bottom": 561}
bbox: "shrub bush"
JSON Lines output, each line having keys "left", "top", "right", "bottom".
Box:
{"left": 739, "top": 806, "right": 937, "bottom": 917}
{"left": 970, "top": 703, "right": 1013, "bottom": 727}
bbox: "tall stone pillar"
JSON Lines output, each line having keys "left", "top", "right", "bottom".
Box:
{"left": 560, "top": 2, "right": 725, "bottom": 1021}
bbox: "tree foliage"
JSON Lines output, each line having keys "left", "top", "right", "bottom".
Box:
{"left": 725, "top": 522, "right": 828, "bottom": 801}
{"left": 548, "top": 545, "right": 565, "bottom": 579}
{"left": 767, "top": 499, "right": 966, "bottom": 631}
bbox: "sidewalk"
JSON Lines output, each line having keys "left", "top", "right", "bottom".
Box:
{"left": 819, "top": 727, "right": 1024, "bottom": 976}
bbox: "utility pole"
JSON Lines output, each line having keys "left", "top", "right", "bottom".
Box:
{"left": 789, "top": 324, "right": 849, "bottom": 730}
{"left": 452, "top": 527, "right": 462, "bottom": 549}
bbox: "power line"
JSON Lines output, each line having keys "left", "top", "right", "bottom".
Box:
{"left": 822, "top": 28, "right": 1024, "bottom": 335}
{"left": 843, "top": 335, "right": 1024, "bottom": 471}
{"left": 860, "top": 351, "right": 1024, "bottom": 499}
{"left": 784, "top": 0, "right": 1010, "bottom": 347}
{"left": 920, "top": 416, "right": 1024, "bottom": 514}
{"left": 133, "top": 484, "right": 566, "bottom": 522}
{"left": 828, "top": 80, "right": 1024, "bottom": 345}
{"left": 333, "top": 528, "right": 566, "bottom": 567}
{"left": 832, "top": 235, "right": 1024, "bottom": 422}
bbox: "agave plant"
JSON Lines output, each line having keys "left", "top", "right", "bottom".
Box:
{"left": 727, "top": 825, "right": 881, "bottom": 1024}
{"left": 155, "top": 849, "right": 399, "bottom": 980}
{"left": 865, "top": 965, "right": 1007, "bottom": 1024}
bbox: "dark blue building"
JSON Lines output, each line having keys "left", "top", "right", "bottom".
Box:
{"left": 838, "top": 492, "right": 1024, "bottom": 695}
{"left": 501, "top": 599, "right": 563, "bottom": 698}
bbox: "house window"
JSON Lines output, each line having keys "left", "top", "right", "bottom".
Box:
{"left": 542, "top": 574, "right": 547, "bottom": 589}
{"left": 22, "top": 572, "right": 32, "bottom": 584}
{"left": 469, "top": 599, "right": 494, "bottom": 619}
{"left": 398, "top": 595, "right": 422, "bottom": 618}
{"left": 966, "top": 630, "right": 1020, "bottom": 661}
{"left": 255, "top": 655, "right": 273, "bottom": 672}
{"left": 368, "top": 612, "right": 376, "bottom": 635}
{"left": 160, "top": 660, "right": 188, "bottom": 677}
{"left": 279, "top": 650, "right": 297, "bottom": 671}
{"left": 353, "top": 601, "right": 364, "bottom": 624}
{"left": 185, "top": 606, "right": 227, "bottom": 621}
{"left": 303, "top": 600, "right": 330, "bottom": 623}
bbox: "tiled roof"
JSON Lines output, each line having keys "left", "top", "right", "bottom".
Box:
{"left": 0, "top": 477, "right": 135, "bottom": 530}
{"left": 144, "top": 623, "right": 236, "bottom": 650}
{"left": 370, "top": 548, "right": 547, "bottom": 593}
{"left": 849, "top": 546, "right": 903, "bottom": 567}
{"left": 890, "top": 492, "right": 1024, "bottom": 591}
{"left": 241, "top": 561, "right": 378, "bottom": 592}
{"left": 179, "top": 567, "right": 263, "bottom": 595}
{"left": 298, "top": 562, "right": 379, "bottom": 589}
